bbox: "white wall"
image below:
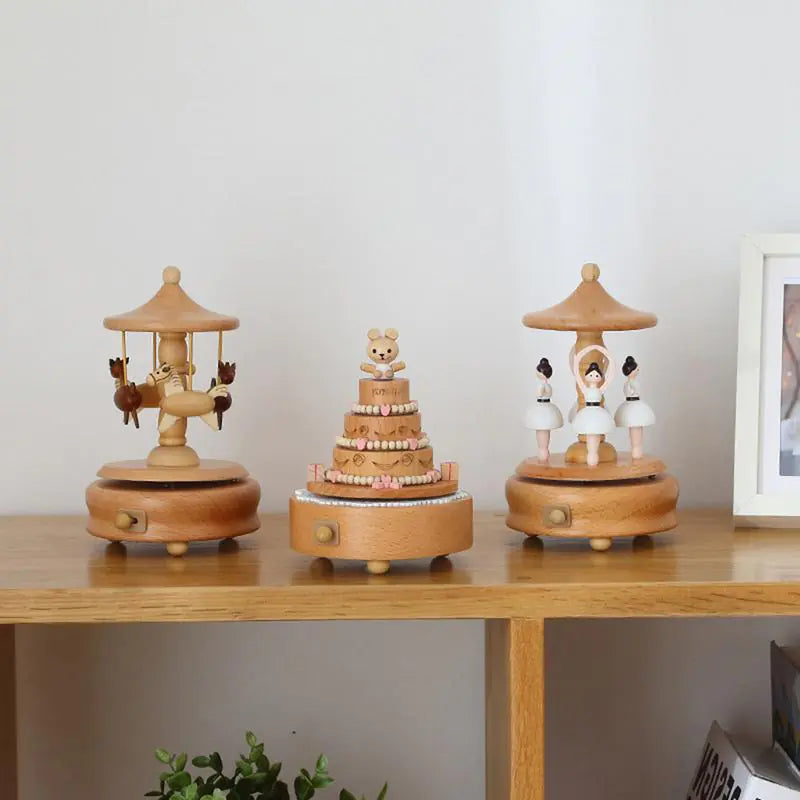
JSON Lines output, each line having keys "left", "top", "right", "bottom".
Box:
{"left": 4, "top": 0, "right": 800, "bottom": 797}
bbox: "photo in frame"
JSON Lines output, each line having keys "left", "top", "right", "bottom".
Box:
{"left": 734, "top": 234, "right": 800, "bottom": 523}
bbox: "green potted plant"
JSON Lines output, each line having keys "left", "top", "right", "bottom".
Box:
{"left": 145, "top": 731, "right": 387, "bottom": 800}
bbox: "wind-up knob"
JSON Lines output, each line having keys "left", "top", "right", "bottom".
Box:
{"left": 581, "top": 262, "right": 600, "bottom": 282}
{"left": 162, "top": 266, "right": 181, "bottom": 285}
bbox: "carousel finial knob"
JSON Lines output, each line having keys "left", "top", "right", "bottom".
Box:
{"left": 581, "top": 262, "right": 600, "bottom": 282}
{"left": 163, "top": 266, "right": 181, "bottom": 285}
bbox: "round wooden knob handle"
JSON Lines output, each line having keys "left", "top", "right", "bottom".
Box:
{"left": 315, "top": 525, "right": 335, "bottom": 543}
{"left": 581, "top": 262, "right": 600, "bottom": 282}
{"left": 548, "top": 508, "right": 567, "bottom": 525}
{"left": 163, "top": 266, "right": 181, "bottom": 285}
{"left": 114, "top": 511, "right": 135, "bottom": 530}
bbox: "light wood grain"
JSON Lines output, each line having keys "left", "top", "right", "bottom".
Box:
{"left": 486, "top": 619, "right": 544, "bottom": 800}
{"left": 4, "top": 510, "right": 800, "bottom": 621}
{"left": 342, "top": 412, "right": 422, "bottom": 440}
{"left": 522, "top": 263, "right": 657, "bottom": 332}
{"left": 357, "top": 378, "right": 410, "bottom": 406}
{"left": 0, "top": 625, "right": 16, "bottom": 798}
{"left": 86, "top": 477, "right": 261, "bottom": 544}
{"left": 306, "top": 479, "right": 460, "bottom": 500}
{"left": 505, "top": 474, "right": 679, "bottom": 542}
{"left": 331, "top": 446, "right": 435, "bottom": 477}
{"left": 289, "top": 493, "right": 473, "bottom": 562}
{"left": 97, "top": 459, "right": 248, "bottom": 483}
{"left": 516, "top": 453, "right": 664, "bottom": 482}
{"left": 104, "top": 266, "right": 239, "bottom": 333}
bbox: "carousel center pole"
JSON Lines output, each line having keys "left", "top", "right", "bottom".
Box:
{"left": 565, "top": 264, "right": 617, "bottom": 464}
{"left": 147, "top": 268, "right": 198, "bottom": 468}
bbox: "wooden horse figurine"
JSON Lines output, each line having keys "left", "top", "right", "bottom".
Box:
{"left": 147, "top": 362, "right": 229, "bottom": 432}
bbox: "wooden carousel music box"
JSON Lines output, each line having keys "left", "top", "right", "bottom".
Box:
{"left": 289, "top": 328, "right": 473, "bottom": 574}
{"left": 505, "top": 263, "right": 679, "bottom": 551}
{"left": 86, "top": 266, "right": 261, "bottom": 555}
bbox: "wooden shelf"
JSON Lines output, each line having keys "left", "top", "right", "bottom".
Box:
{"left": 0, "top": 508, "right": 798, "bottom": 623}
{"left": 2, "top": 507, "right": 799, "bottom": 800}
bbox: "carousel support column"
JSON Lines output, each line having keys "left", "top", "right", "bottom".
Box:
{"left": 147, "top": 331, "right": 199, "bottom": 468}
{"left": 565, "top": 329, "right": 617, "bottom": 464}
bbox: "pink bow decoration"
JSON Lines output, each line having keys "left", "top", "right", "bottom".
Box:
{"left": 356, "top": 438, "right": 367, "bottom": 450}
{"left": 380, "top": 405, "right": 391, "bottom": 416}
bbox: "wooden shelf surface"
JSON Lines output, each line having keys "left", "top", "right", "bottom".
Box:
{"left": 2, "top": 509, "right": 800, "bottom": 623}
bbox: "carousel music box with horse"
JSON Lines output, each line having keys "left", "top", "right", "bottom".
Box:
{"left": 505, "top": 263, "right": 679, "bottom": 551}
{"left": 86, "top": 266, "right": 261, "bottom": 555}
{"left": 289, "top": 328, "right": 472, "bottom": 574}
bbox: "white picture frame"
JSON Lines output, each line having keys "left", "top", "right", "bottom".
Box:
{"left": 734, "top": 234, "right": 800, "bottom": 523}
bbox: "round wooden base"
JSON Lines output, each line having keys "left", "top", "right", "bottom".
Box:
{"left": 289, "top": 489, "right": 473, "bottom": 573}
{"left": 505, "top": 473, "right": 679, "bottom": 549}
{"left": 86, "top": 477, "right": 261, "bottom": 555}
{"left": 306, "top": 479, "right": 459, "bottom": 500}
{"left": 515, "top": 453, "right": 665, "bottom": 482}
{"left": 97, "top": 459, "right": 248, "bottom": 483}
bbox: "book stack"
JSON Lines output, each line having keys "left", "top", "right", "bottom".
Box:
{"left": 686, "top": 643, "right": 800, "bottom": 799}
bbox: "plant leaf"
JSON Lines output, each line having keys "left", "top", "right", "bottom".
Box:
{"left": 245, "top": 731, "right": 258, "bottom": 748}
{"left": 377, "top": 784, "right": 388, "bottom": 800}
{"left": 339, "top": 792, "right": 357, "bottom": 800}
{"left": 210, "top": 753, "right": 223, "bottom": 773}
{"left": 315, "top": 755, "right": 328, "bottom": 774}
{"left": 175, "top": 753, "right": 188, "bottom": 772}
{"left": 167, "top": 771, "right": 192, "bottom": 790}
{"left": 156, "top": 749, "right": 173, "bottom": 764}
{"left": 193, "top": 756, "right": 212, "bottom": 769}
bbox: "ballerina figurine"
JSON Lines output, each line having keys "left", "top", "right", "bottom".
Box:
{"left": 614, "top": 355, "right": 655, "bottom": 459}
{"left": 572, "top": 345, "right": 616, "bottom": 467}
{"left": 524, "top": 357, "right": 564, "bottom": 462}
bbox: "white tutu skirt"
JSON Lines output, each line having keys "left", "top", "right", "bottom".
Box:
{"left": 525, "top": 402, "right": 563, "bottom": 431}
{"left": 573, "top": 405, "right": 615, "bottom": 436}
{"left": 614, "top": 399, "right": 655, "bottom": 428}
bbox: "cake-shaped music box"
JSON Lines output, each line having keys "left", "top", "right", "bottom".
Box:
{"left": 86, "top": 267, "right": 261, "bottom": 555}
{"left": 289, "top": 328, "right": 473, "bottom": 574}
{"left": 505, "top": 263, "right": 679, "bottom": 551}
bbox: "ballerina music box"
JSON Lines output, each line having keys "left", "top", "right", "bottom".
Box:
{"left": 506, "top": 263, "right": 679, "bottom": 551}
{"left": 86, "top": 266, "right": 261, "bottom": 555}
{"left": 289, "top": 328, "right": 473, "bottom": 574}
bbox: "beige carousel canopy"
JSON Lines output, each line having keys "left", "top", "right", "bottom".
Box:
{"left": 522, "top": 263, "right": 657, "bottom": 332}
{"left": 104, "top": 266, "right": 239, "bottom": 333}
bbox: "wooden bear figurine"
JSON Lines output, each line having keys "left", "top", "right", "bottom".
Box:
{"left": 209, "top": 360, "right": 236, "bottom": 429}
{"left": 360, "top": 328, "right": 406, "bottom": 380}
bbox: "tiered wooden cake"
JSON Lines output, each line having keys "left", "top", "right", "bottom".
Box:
{"left": 289, "top": 329, "right": 472, "bottom": 574}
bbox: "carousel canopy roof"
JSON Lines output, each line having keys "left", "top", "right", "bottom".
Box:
{"left": 522, "top": 263, "right": 657, "bottom": 332}
{"left": 104, "top": 267, "right": 239, "bottom": 333}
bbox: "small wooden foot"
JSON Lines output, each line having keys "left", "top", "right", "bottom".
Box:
{"left": 366, "top": 560, "right": 390, "bottom": 575}
{"left": 523, "top": 535, "right": 543, "bottom": 552}
{"left": 430, "top": 555, "right": 453, "bottom": 573}
{"left": 589, "top": 537, "right": 612, "bottom": 552}
{"left": 106, "top": 541, "right": 127, "bottom": 558}
{"left": 310, "top": 557, "right": 334, "bottom": 577}
{"left": 166, "top": 542, "right": 189, "bottom": 557}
